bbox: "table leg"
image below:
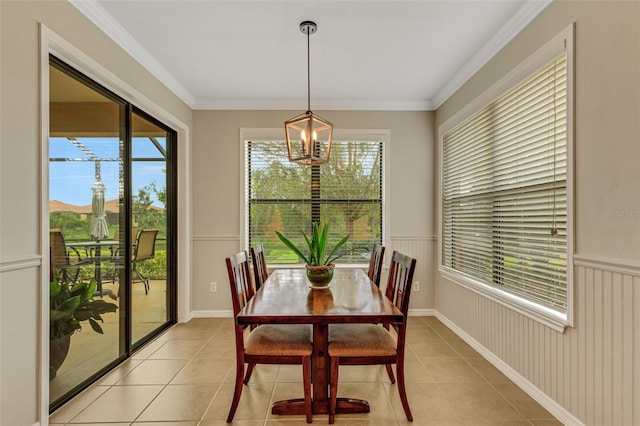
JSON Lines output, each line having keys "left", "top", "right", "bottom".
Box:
{"left": 94, "top": 246, "right": 103, "bottom": 296}
{"left": 313, "top": 323, "right": 329, "bottom": 405}
{"left": 271, "top": 323, "right": 370, "bottom": 417}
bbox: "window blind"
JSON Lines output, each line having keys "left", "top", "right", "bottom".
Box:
{"left": 247, "top": 139, "right": 383, "bottom": 264}
{"left": 442, "top": 53, "right": 568, "bottom": 311}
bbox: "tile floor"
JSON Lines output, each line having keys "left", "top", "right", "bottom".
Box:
{"left": 50, "top": 280, "right": 168, "bottom": 403}
{"left": 50, "top": 316, "right": 562, "bottom": 425}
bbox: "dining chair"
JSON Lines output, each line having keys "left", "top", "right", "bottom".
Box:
{"left": 225, "top": 251, "right": 313, "bottom": 423}
{"left": 250, "top": 243, "right": 269, "bottom": 292}
{"left": 328, "top": 250, "right": 417, "bottom": 423}
{"left": 131, "top": 229, "right": 159, "bottom": 294}
{"left": 50, "top": 229, "right": 92, "bottom": 283}
{"left": 366, "top": 243, "right": 385, "bottom": 287}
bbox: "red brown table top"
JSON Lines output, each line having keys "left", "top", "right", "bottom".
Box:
{"left": 237, "top": 268, "right": 403, "bottom": 325}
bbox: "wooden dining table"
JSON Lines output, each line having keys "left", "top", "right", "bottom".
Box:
{"left": 236, "top": 267, "right": 404, "bottom": 417}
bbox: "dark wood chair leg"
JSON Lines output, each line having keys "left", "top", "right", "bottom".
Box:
{"left": 243, "top": 363, "right": 256, "bottom": 385}
{"left": 329, "top": 357, "right": 339, "bottom": 424}
{"left": 396, "top": 359, "right": 413, "bottom": 421}
{"left": 226, "top": 360, "right": 245, "bottom": 422}
{"left": 302, "top": 355, "right": 312, "bottom": 423}
{"left": 385, "top": 364, "right": 396, "bottom": 384}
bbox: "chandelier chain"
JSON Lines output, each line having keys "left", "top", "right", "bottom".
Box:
{"left": 307, "top": 27, "right": 311, "bottom": 113}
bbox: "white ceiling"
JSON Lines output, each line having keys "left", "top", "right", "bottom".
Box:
{"left": 71, "top": 0, "right": 551, "bottom": 111}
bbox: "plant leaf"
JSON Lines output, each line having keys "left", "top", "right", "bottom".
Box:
{"left": 88, "top": 318, "right": 104, "bottom": 334}
{"left": 70, "top": 281, "right": 86, "bottom": 293}
{"left": 275, "top": 231, "right": 310, "bottom": 264}
{"left": 50, "top": 296, "right": 81, "bottom": 321}
{"left": 50, "top": 281, "right": 61, "bottom": 297}
{"left": 326, "top": 234, "right": 350, "bottom": 264}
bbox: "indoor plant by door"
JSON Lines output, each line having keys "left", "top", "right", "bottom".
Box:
{"left": 49, "top": 279, "right": 117, "bottom": 379}
{"left": 276, "top": 222, "right": 349, "bottom": 288}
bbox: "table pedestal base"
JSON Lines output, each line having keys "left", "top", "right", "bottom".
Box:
{"left": 272, "top": 397, "right": 370, "bottom": 416}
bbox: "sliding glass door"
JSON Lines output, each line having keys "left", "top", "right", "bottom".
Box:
{"left": 48, "top": 56, "right": 177, "bottom": 411}
{"left": 130, "top": 109, "right": 175, "bottom": 346}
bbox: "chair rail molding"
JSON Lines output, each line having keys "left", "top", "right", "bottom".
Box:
{"left": 389, "top": 235, "right": 437, "bottom": 241}
{"left": 573, "top": 254, "right": 640, "bottom": 276}
{"left": 0, "top": 255, "right": 42, "bottom": 273}
{"left": 192, "top": 235, "right": 241, "bottom": 242}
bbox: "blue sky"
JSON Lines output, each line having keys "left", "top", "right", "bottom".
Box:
{"left": 49, "top": 137, "right": 166, "bottom": 206}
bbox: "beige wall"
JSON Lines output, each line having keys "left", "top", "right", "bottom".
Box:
{"left": 434, "top": 1, "right": 640, "bottom": 424}
{"left": 191, "top": 110, "right": 436, "bottom": 314}
{"left": 3, "top": 0, "right": 638, "bottom": 425}
{"left": 0, "top": 1, "right": 192, "bottom": 425}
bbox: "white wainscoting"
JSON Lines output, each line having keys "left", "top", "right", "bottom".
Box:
{"left": 190, "top": 235, "right": 240, "bottom": 315}
{"left": 389, "top": 235, "right": 437, "bottom": 312}
{"left": 436, "top": 254, "right": 640, "bottom": 426}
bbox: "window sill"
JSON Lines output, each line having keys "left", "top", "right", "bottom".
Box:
{"left": 439, "top": 267, "right": 569, "bottom": 333}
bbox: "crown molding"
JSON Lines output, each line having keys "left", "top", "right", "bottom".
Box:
{"left": 194, "top": 98, "right": 434, "bottom": 111}
{"left": 69, "top": 0, "right": 197, "bottom": 108}
{"left": 431, "top": 0, "right": 552, "bottom": 109}
{"left": 71, "top": 0, "right": 550, "bottom": 112}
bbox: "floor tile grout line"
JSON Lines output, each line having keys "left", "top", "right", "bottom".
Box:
{"left": 53, "top": 317, "right": 561, "bottom": 425}
{"left": 197, "top": 381, "right": 226, "bottom": 425}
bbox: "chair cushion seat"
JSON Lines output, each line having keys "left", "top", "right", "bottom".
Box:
{"left": 328, "top": 324, "right": 397, "bottom": 357}
{"left": 245, "top": 324, "right": 312, "bottom": 356}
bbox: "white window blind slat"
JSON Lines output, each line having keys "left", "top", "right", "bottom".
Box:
{"left": 247, "top": 139, "right": 383, "bottom": 264}
{"left": 442, "top": 53, "right": 568, "bottom": 311}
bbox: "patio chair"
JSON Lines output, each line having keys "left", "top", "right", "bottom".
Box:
{"left": 225, "top": 251, "right": 313, "bottom": 423}
{"left": 50, "top": 229, "right": 92, "bottom": 283}
{"left": 366, "top": 243, "right": 385, "bottom": 287}
{"left": 131, "top": 229, "right": 159, "bottom": 294}
{"left": 250, "top": 244, "right": 269, "bottom": 292}
{"left": 328, "top": 250, "right": 417, "bottom": 423}
{"left": 100, "top": 226, "right": 139, "bottom": 284}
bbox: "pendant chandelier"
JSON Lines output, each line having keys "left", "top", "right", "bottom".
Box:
{"left": 285, "top": 21, "right": 333, "bottom": 165}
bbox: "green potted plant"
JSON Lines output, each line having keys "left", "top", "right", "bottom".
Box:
{"left": 49, "top": 278, "right": 118, "bottom": 379}
{"left": 275, "top": 222, "right": 349, "bottom": 288}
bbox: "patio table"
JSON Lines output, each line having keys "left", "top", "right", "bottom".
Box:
{"left": 69, "top": 240, "right": 118, "bottom": 296}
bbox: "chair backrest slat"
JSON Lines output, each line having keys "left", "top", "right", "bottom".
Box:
{"left": 226, "top": 251, "right": 254, "bottom": 317}
{"left": 384, "top": 251, "right": 417, "bottom": 316}
{"left": 367, "top": 243, "right": 385, "bottom": 287}
{"left": 250, "top": 244, "right": 268, "bottom": 292}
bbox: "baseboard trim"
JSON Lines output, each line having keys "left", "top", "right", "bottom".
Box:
{"left": 190, "top": 310, "right": 233, "bottom": 318}
{"left": 433, "top": 311, "right": 584, "bottom": 426}
{"left": 408, "top": 308, "right": 436, "bottom": 316}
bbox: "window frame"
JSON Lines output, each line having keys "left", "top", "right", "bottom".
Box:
{"left": 437, "top": 24, "right": 575, "bottom": 332}
{"left": 240, "top": 128, "right": 390, "bottom": 268}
